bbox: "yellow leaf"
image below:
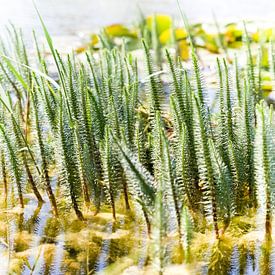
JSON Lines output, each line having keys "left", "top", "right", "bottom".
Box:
{"left": 90, "top": 34, "right": 99, "bottom": 46}
{"left": 225, "top": 24, "right": 243, "bottom": 43}
{"left": 262, "top": 71, "right": 271, "bottom": 81}
{"left": 205, "top": 42, "right": 219, "bottom": 53}
{"left": 261, "top": 72, "right": 272, "bottom": 91}
{"left": 261, "top": 46, "right": 269, "bottom": 68}
{"left": 202, "top": 34, "right": 219, "bottom": 53}
{"left": 75, "top": 34, "right": 99, "bottom": 54}
{"left": 104, "top": 24, "right": 137, "bottom": 38}
{"left": 146, "top": 14, "right": 172, "bottom": 35}
{"left": 228, "top": 41, "right": 243, "bottom": 49}
{"left": 178, "top": 40, "right": 189, "bottom": 60}
{"left": 175, "top": 28, "right": 188, "bottom": 40}
{"left": 75, "top": 46, "right": 87, "bottom": 54}
{"left": 159, "top": 28, "right": 187, "bottom": 45}
{"left": 265, "top": 28, "right": 273, "bottom": 40}
{"left": 252, "top": 28, "right": 273, "bottom": 42}
{"left": 251, "top": 31, "right": 259, "bottom": 42}
{"left": 262, "top": 82, "right": 272, "bottom": 91}
{"left": 159, "top": 29, "right": 173, "bottom": 45}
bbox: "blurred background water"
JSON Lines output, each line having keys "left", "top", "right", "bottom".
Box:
{"left": 0, "top": 0, "right": 275, "bottom": 38}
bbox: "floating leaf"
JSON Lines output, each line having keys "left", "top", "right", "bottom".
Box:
{"left": 75, "top": 46, "right": 87, "bottom": 54}
{"left": 90, "top": 34, "right": 100, "bottom": 45}
{"left": 178, "top": 40, "right": 189, "bottom": 60}
{"left": 175, "top": 28, "right": 188, "bottom": 40}
{"left": 159, "top": 28, "right": 173, "bottom": 45}
{"left": 227, "top": 41, "right": 242, "bottom": 49}
{"left": 261, "top": 82, "right": 272, "bottom": 91}
{"left": 225, "top": 24, "right": 243, "bottom": 44}
{"left": 252, "top": 28, "right": 273, "bottom": 43}
{"left": 261, "top": 71, "right": 272, "bottom": 91}
{"left": 75, "top": 34, "right": 100, "bottom": 54}
{"left": 146, "top": 14, "right": 172, "bottom": 35}
{"left": 191, "top": 23, "right": 205, "bottom": 36}
{"left": 159, "top": 28, "right": 187, "bottom": 45}
{"left": 261, "top": 46, "right": 269, "bottom": 68}
{"left": 203, "top": 34, "right": 220, "bottom": 53}
{"left": 104, "top": 24, "right": 137, "bottom": 38}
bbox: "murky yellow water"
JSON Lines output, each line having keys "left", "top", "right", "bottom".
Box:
{"left": 0, "top": 185, "right": 274, "bottom": 274}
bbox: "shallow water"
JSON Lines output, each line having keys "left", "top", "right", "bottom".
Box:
{"left": 0, "top": 0, "right": 275, "bottom": 40}
{"left": 1, "top": 186, "right": 275, "bottom": 275}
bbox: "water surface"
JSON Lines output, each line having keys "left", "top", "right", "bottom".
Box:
{"left": 0, "top": 0, "right": 275, "bottom": 39}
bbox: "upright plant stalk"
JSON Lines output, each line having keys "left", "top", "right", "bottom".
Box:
{"left": 244, "top": 81, "right": 256, "bottom": 208}
{"left": 31, "top": 86, "right": 58, "bottom": 216}
{"left": 142, "top": 40, "right": 164, "bottom": 117}
{"left": 255, "top": 103, "right": 274, "bottom": 239}
{"left": 0, "top": 124, "right": 24, "bottom": 208}
{"left": 59, "top": 100, "right": 84, "bottom": 221}
{"left": 10, "top": 117, "right": 44, "bottom": 203}
{"left": 101, "top": 128, "right": 117, "bottom": 220}
{"left": 194, "top": 96, "right": 219, "bottom": 238}
{"left": 115, "top": 140, "right": 156, "bottom": 236}
{"left": 1, "top": 151, "right": 8, "bottom": 206}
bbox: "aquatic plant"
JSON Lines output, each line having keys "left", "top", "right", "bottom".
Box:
{"left": 254, "top": 102, "right": 275, "bottom": 239}
{"left": 2, "top": 14, "right": 275, "bottom": 273}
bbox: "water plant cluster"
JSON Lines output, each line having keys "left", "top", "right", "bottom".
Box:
{"left": 1, "top": 12, "right": 275, "bottom": 274}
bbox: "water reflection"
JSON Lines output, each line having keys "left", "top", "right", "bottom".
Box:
{"left": 1, "top": 189, "right": 275, "bottom": 274}
{"left": 96, "top": 221, "right": 114, "bottom": 273}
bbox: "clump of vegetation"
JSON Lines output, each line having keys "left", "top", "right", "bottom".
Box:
{"left": 1, "top": 9, "right": 275, "bottom": 274}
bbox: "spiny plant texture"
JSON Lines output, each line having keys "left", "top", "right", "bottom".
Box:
{"left": 1, "top": 21, "right": 275, "bottom": 272}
